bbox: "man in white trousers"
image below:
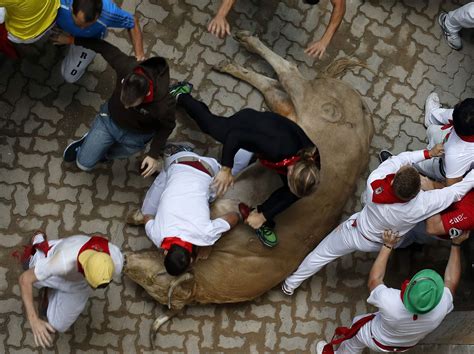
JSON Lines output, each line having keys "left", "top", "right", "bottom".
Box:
{"left": 316, "top": 229, "right": 469, "bottom": 354}
{"left": 415, "top": 93, "right": 474, "bottom": 186}
{"left": 439, "top": 2, "right": 474, "bottom": 50}
{"left": 19, "top": 231, "right": 123, "bottom": 348}
{"left": 126, "top": 146, "right": 241, "bottom": 276}
{"left": 281, "top": 146, "right": 474, "bottom": 295}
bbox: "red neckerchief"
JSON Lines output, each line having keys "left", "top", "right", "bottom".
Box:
{"left": 441, "top": 120, "right": 474, "bottom": 142}
{"left": 15, "top": 239, "right": 52, "bottom": 264}
{"left": 370, "top": 174, "right": 405, "bottom": 204}
{"left": 400, "top": 279, "right": 418, "bottom": 321}
{"left": 133, "top": 67, "right": 154, "bottom": 104}
{"left": 161, "top": 237, "right": 194, "bottom": 253}
{"left": 259, "top": 155, "right": 301, "bottom": 175}
{"left": 76, "top": 236, "right": 110, "bottom": 274}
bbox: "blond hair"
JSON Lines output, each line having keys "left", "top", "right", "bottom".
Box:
{"left": 288, "top": 146, "right": 320, "bottom": 198}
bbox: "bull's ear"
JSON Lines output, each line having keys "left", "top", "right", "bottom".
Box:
{"left": 168, "top": 272, "right": 195, "bottom": 310}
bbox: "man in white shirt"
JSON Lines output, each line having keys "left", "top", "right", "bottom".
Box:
{"left": 126, "top": 150, "right": 240, "bottom": 276}
{"left": 281, "top": 146, "right": 474, "bottom": 295}
{"left": 439, "top": 2, "right": 474, "bottom": 50}
{"left": 416, "top": 93, "right": 474, "bottom": 186}
{"left": 316, "top": 229, "right": 469, "bottom": 354}
{"left": 19, "top": 231, "right": 123, "bottom": 348}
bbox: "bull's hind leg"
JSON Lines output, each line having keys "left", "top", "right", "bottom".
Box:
{"left": 214, "top": 60, "right": 297, "bottom": 122}
{"left": 234, "top": 31, "right": 309, "bottom": 116}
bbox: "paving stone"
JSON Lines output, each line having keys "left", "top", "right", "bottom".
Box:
{"left": 13, "top": 185, "right": 30, "bottom": 216}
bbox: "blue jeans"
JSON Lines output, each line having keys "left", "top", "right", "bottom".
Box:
{"left": 77, "top": 104, "right": 154, "bottom": 171}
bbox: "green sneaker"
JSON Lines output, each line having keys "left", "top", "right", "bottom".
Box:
{"left": 255, "top": 226, "right": 278, "bottom": 248}
{"left": 169, "top": 81, "right": 193, "bottom": 98}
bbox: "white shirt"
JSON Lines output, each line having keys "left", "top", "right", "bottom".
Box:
{"left": 145, "top": 163, "right": 231, "bottom": 248}
{"left": 368, "top": 284, "right": 453, "bottom": 347}
{"left": 357, "top": 150, "right": 474, "bottom": 242}
{"left": 430, "top": 109, "right": 474, "bottom": 179}
{"left": 34, "top": 235, "right": 123, "bottom": 284}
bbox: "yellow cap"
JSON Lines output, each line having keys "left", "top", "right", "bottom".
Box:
{"left": 78, "top": 250, "right": 114, "bottom": 289}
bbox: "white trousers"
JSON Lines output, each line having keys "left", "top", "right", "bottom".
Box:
{"left": 30, "top": 249, "right": 92, "bottom": 333}
{"left": 445, "top": 2, "right": 474, "bottom": 33}
{"left": 142, "top": 151, "right": 221, "bottom": 215}
{"left": 284, "top": 217, "right": 381, "bottom": 292}
{"left": 415, "top": 107, "right": 452, "bottom": 181}
{"left": 61, "top": 44, "right": 96, "bottom": 83}
{"left": 335, "top": 315, "right": 387, "bottom": 354}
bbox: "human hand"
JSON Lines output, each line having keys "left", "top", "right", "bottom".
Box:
{"left": 141, "top": 156, "right": 160, "bottom": 177}
{"left": 304, "top": 39, "right": 328, "bottom": 59}
{"left": 212, "top": 167, "right": 234, "bottom": 196}
{"left": 207, "top": 15, "right": 231, "bottom": 38}
{"left": 420, "top": 175, "right": 435, "bottom": 191}
{"left": 452, "top": 230, "right": 470, "bottom": 245}
{"left": 382, "top": 229, "right": 400, "bottom": 248}
{"left": 30, "top": 317, "right": 55, "bottom": 348}
{"left": 429, "top": 143, "right": 444, "bottom": 158}
{"left": 135, "top": 52, "right": 145, "bottom": 62}
{"left": 50, "top": 30, "right": 73, "bottom": 46}
{"left": 246, "top": 210, "right": 266, "bottom": 229}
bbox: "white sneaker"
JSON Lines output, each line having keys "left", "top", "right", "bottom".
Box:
{"left": 281, "top": 282, "right": 294, "bottom": 296}
{"left": 438, "top": 12, "right": 462, "bottom": 50}
{"left": 424, "top": 92, "right": 441, "bottom": 128}
{"left": 316, "top": 340, "right": 328, "bottom": 354}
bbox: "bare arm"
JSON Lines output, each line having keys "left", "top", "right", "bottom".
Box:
{"left": 220, "top": 212, "right": 240, "bottom": 229}
{"left": 19, "top": 269, "right": 55, "bottom": 348}
{"left": 444, "top": 231, "right": 470, "bottom": 294}
{"left": 305, "top": 0, "right": 345, "bottom": 58}
{"left": 367, "top": 230, "right": 400, "bottom": 292}
{"left": 208, "top": 0, "right": 235, "bottom": 38}
{"left": 446, "top": 176, "right": 463, "bottom": 186}
{"left": 128, "top": 15, "right": 145, "bottom": 61}
{"left": 425, "top": 214, "right": 447, "bottom": 235}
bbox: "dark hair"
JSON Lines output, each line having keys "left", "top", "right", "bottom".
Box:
{"left": 120, "top": 73, "right": 149, "bottom": 107}
{"left": 164, "top": 245, "right": 191, "bottom": 276}
{"left": 72, "top": 0, "right": 103, "bottom": 23}
{"left": 393, "top": 166, "right": 420, "bottom": 201}
{"left": 453, "top": 98, "right": 474, "bottom": 137}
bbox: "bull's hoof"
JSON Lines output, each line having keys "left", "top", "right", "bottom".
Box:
{"left": 213, "top": 60, "right": 249, "bottom": 76}
{"left": 234, "top": 30, "right": 254, "bottom": 43}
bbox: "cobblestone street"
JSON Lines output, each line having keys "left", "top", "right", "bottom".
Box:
{"left": 0, "top": 0, "right": 473, "bottom": 352}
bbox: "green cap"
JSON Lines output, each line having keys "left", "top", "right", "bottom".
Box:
{"left": 403, "top": 269, "right": 444, "bottom": 315}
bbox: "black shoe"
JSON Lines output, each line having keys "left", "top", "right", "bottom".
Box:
{"left": 63, "top": 133, "right": 88, "bottom": 162}
{"left": 378, "top": 150, "right": 393, "bottom": 163}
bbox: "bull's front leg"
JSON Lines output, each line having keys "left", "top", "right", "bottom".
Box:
{"left": 234, "top": 31, "right": 310, "bottom": 115}
{"left": 214, "top": 61, "right": 297, "bottom": 121}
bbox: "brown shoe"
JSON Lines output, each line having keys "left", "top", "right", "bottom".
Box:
{"left": 126, "top": 208, "right": 146, "bottom": 225}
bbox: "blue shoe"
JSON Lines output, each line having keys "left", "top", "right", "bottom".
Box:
{"left": 63, "top": 133, "right": 88, "bottom": 162}
{"left": 169, "top": 81, "right": 193, "bottom": 99}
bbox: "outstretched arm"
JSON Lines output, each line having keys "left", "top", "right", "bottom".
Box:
{"left": 19, "top": 269, "right": 56, "bottom": 348}
{"left": 444, "top": 231, "right": 470, "bottom": 295}
{"left": 128, "top": 14, "right": 145, "bottom": 61}
{"left": 305, "top": 0, "right": 345, "bottom": 59}
{"left": 208, "top": 0, "right": 235, "bottom": 38}
{"left": 367, "top": 230, "right": 400, "bottom": 292}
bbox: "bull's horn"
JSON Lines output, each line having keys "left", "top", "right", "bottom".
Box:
{"left": 150, "top": 309, "right": 182, "bottom": 348}
{"left": 167, "top": 272, "right": 194, "bottom": 309}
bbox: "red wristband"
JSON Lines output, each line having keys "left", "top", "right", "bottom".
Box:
{"left": 423, "top": 149, "right": 430, "bottom": 159}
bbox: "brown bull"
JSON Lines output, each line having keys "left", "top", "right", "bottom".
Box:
{"left": 124, "top": 31, "right": 374, "bottom": 333}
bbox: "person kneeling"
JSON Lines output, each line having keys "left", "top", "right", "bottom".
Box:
{"left": 126, "top": 145, "right": 240, "bottom": 276}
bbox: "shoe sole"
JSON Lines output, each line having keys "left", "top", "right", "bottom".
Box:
{"left": 438, "top": 12, "right": 462, "bottom": 50}
{"left": 63, "top": 133, "right": 88, "bottom": 162}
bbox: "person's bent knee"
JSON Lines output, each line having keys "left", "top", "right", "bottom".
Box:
{"left": 76, "top": 158, "right": 94, "bottom": 171}
{"left": 61, "top": 61, "right": 83, "bottom": 84}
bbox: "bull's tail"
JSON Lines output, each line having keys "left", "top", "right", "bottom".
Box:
{"left": 322, "top": 58, "right": 374, "bottom": 79}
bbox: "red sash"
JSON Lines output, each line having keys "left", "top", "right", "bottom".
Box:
{"left": 0, "top": 24, "right": 19, "bottom": 59}
{"left": 259, "top": 155, "right": 301, "bottom": 175}
{"left": 133, "top": 67, "right": 154, "bottom": 103}
{"left": 76, "top": 236, "right": 110, "bottom": 274}
{"left": 370, "top": 174, "right": 405, "bottom": 204}
{"left": 161, "top": 237, "right": 193, "bottom": 253}
{"left": 323, "top": 314, "right": 376, "bottom": 353}
{"left": 441, "top": 120, "right": 474, "bottom": 142}
{"left": 15, "top": 237, "right": 51, "bottom": 264}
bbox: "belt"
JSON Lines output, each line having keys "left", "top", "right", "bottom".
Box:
{"left": 351, "top": 219, "right": 382, "bottom": 245}
{"left": 171, "top": 156, "right": 215, "bottom": 177}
